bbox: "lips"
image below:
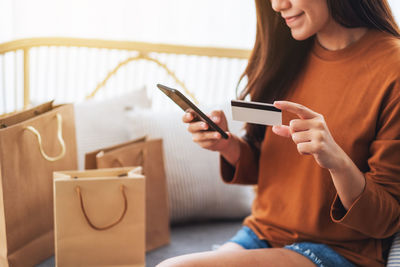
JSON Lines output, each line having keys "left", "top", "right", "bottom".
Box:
{"left": 283, "top": 12, "right": 304, "bottom": 24}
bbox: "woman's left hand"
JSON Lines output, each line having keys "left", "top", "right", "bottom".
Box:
{"left": 272, "top": 101, "right": 345, "bottom": 171}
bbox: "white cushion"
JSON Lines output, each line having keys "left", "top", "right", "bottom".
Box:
{"left": 387, "top": 232, "right": 400, "bottom": 267}
{"left": 74, "top": 86, "right": 151, "bottom": 169}
{"left": 125, "top": 103, "right": 254, "bottom": 223}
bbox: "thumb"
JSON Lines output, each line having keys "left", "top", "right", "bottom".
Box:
{"left": 210, "top": 110, "right": 224, "bottom": 123}
{"left": 272, "top": 125, "right": 291, "bottom": 138}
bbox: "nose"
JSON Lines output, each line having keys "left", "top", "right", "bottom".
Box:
{"left": 270, "top": 0, "right": 291, "bottom": 12}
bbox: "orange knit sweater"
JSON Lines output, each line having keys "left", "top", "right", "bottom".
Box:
{"left": 221, "top": 30, "right": 400, "bottom": 266}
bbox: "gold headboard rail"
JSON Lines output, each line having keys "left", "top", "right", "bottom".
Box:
{"left": 0, "top": 37, "right": 251, "bottom": 112}
{"left": 0, "top": 37, "right": 251, "bottom": 59}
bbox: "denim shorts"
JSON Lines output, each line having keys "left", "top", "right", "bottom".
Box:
{"left": 228, "top": 226, "right": 355, "bottom": 267}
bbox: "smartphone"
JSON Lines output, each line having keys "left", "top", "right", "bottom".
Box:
{"left": 157, "top": 84, "right": 229, "bottom": 139}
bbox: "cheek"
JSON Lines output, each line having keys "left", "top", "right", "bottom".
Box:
{"left": 290, "top": 11, "right": 328, "bottom": 40}
{"left": 306, "top": 3, "right": 331, "bottom": 32}
{"left": 289, "top": 16, "right": 318, "bottom": 40}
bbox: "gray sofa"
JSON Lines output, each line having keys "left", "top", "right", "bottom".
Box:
{"left": 37, "top": 220, "right": 243, "bottom": 267}
{"left": 36, "top": 219, "right": 400, "bottom": 267}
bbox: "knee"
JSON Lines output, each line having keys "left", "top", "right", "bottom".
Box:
{"left": 156, "top": 253, "right": 203, "bottom": 267}
{"left": 155, "top": 255, "right": 189, "bottom": 267}
{"left": 156, "top": 257, "right": 178, "bottom": 267}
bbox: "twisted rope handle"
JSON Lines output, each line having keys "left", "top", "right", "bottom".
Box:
{"left": 76, "top": 185, "right": 128, "bottom": 231}
{"left": 24, "top": 113, "right": 66, "bottom": 162}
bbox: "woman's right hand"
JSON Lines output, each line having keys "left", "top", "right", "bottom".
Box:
{"left": 182, "top": 110, "right": 241, "bottom": 165}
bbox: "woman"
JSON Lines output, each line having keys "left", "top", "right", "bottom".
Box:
{"left": 158, "top": 0, "right": 400, "bottom": 266}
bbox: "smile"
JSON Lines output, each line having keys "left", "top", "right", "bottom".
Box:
{"left": 283, "top": 12, "right": 304, "bottom": 25}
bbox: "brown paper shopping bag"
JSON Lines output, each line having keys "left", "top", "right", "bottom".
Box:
{"left": 54, "top": 167, "right": 145, "bottom": 267}
{"left": 85, "top": 137, "right": 170, "bottom": 251}
{"left": 0, "top": 102, "right": 77, "bottom": 267}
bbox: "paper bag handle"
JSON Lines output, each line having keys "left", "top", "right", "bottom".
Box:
{"left": 76, "top": 185, "right": 128, "bottom": 231}
{"left": 24, "top": 113, "right": 66, "bottom": 162}
{"left": 112, "top": 149, "right": 145, "bottom": 169}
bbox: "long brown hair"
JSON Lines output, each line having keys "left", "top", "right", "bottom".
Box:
{"left": 240, "top": 0, "right": 400, "bottom": 147}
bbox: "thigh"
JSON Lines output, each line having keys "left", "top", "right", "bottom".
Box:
{"left": 156, "top": 248, "right": 316, "bottom": 267}
{"left": 217, "top": 241, "right": 246, "bottom": 251}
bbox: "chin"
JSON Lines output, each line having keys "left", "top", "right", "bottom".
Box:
{"left": 290, "top": 29, "right": 314, "bottom": 41}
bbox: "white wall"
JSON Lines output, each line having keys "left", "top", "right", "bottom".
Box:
{"left": 1, "top": 0, "right": 256, "bottom": 49}
{"left": 388, "top": 0, "right": 400, "bottom": 23}
{"left": 0, "top": 0, "right": 399, "bottom": 48}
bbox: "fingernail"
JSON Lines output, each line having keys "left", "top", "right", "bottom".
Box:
{"left": 212, "top": 116, "right": 219, "bottom": 122}
{"left": 202, "top": 122, "right": 208, "bottom": 129}
{"left": 214, "top": 133, "right": 220, "bottom": 138}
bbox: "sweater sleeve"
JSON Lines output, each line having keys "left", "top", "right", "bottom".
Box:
{"left": 330, "top": 85, "right": 400, "bottom": 238}
{"left": 220, "top": 136, "right": 260, "bottom": 185}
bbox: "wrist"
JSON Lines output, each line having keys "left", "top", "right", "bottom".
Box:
{"left": 220, "top": 133, "right": 240, "bottom": 166}
{"left": 328, "top": 148, "right": 366, "bottom": 209}
{"left": 327, "top": 145, "right": 350, "bottom": 174}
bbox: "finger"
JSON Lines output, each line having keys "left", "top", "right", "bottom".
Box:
{"left": 210, "top": 110, "right": 224, "bottom": 123}
{"left": 296, "top": 142, "right": 321, "bottom": 155}
{"left": 291, "top": 130, "right": 312, "bottom": 144}
{"left": 192, "top": 131, "right": 221, "bottom": 142}
{"left": 274, "top": 101, "right": 319, "bottom": 120}
{"left": 210, "top": 115, "right": 220, "bottom": 123}
{"left": 198, "top": 131, "right": 232, "bottom": 145}
{"left": 182, "top": 112, "right": 194, "bottom": 123}
{"left": 187, "top": 121, "right": 209, "bottom": 133}
{"left": 297, "top": 142, "right": 314, "bottom": 155}
{"left": 289, "top": 119, "right": 311, "bottom": 133}
{"left": 272, "top": 125, "right": 291, "bottom": 138}
{"left": 198, "top": 140, "right": 219, "bottom": 149}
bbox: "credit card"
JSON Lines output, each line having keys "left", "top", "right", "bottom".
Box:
{"left": 231, "top": 100, "right": 282, "bottom": 126}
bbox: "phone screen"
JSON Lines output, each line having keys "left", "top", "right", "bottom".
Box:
{"left": 157, "top": 84, "right": 229, "bottom": 139}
